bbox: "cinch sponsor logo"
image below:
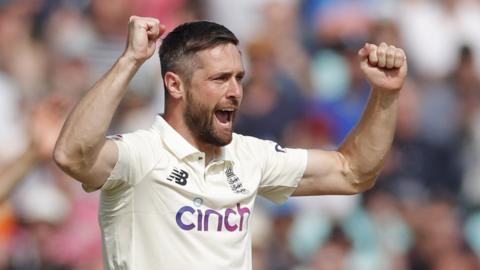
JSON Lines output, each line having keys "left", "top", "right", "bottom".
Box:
{"left": 175, "top": 203, "right": 251, "bottom": 232}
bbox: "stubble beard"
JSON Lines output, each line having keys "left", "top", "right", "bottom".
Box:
{"left": 183, "top": 90, "right": 233, "bottom": 147}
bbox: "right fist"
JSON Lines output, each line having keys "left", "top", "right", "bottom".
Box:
{"left": 123, "top": 16, "right": 166, "bottom": 64}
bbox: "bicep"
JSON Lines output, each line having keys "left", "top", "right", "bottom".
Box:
{"left": 74, "top": 139, "right": 118, "bottom": 190}
{"left": 293, "top": 149, "right": 359, "bottom": 196}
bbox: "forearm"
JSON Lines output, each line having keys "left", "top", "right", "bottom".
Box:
{"left": 0, "top": 147, "right": 39, "bottom": 202}
{"left": 54, "top": 55, "right": 140, "bottom": 171}
{"left": 339, "top": 88, "right": 399, "bottom": 183}
{"left": 295, "top": 43, "right": 406, "bottom": 196}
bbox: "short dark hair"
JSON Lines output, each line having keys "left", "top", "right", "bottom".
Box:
{"left": 159, "top": 21, "right": 239, "bottom": 85}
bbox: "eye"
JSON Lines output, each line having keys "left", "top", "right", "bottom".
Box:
{"left": 213, "top": 74, "right": 229, "bottom": 82}
{"left": 235, "top": 74, "right": 244, "bottom": 83}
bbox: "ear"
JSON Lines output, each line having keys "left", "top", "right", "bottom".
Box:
{"left": 164, "top": 71, "right": 185, "bottom": 99}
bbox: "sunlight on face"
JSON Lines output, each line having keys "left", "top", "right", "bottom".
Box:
{"left": 183, "top": 43, "right": 245, "bottom": 146}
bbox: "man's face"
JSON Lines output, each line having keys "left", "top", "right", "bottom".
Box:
{"left": 183, "top": 43, "right": 245, "bottom": 146}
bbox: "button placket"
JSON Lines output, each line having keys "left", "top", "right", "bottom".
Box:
{"left": 199, "top": 153, "right": 206, "bottom": 174}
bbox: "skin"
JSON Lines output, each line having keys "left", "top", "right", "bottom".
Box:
{"left": 54, "top": 16, "right": 407, "bottom": 196}
{"left": 165, "top": 44, "right": 244, "bottom": 154}
{"left": 0, "top": 146, "right": 39, "bottom": 203}
{"left": 54, "top": 16, "right": 164, "bottom": 188}
{"left": 295, "top": 42, "right": 407, "bottom": 195}
{"left": 1, "top": 96, "right": 69, "bottom": 202}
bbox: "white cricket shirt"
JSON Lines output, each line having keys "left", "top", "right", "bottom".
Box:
{"left": 93, "top": 115, "right": 307, "bottom": 270}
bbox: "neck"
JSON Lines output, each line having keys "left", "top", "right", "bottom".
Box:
{"left": 163, "top": 111, "right": 219, "bottom": 164}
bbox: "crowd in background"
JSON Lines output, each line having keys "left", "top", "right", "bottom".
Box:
{"left": 1, "top": 0, "right": 480, "bottom": 269}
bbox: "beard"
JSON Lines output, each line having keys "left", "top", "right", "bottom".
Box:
{"left": 183, "top": 90, "right": 233, "bottom": 146}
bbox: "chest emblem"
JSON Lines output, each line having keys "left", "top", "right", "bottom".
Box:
{"left": 225, "top": 167, "right": 248, "bottom": 194}
{"left": 167, "top": 168, "right": 189, "bottom": 186}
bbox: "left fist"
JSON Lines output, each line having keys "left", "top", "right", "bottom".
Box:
{"left": 358, "top": 42, "right": 407, "bottom": 92}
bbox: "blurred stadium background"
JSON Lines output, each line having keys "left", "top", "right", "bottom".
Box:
{"left": 1, "top": 0, "right": 480, "bottom": 269}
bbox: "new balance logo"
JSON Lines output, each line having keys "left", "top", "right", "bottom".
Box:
{"left": 167, "top": 168, "right": 189, "bottom": 186}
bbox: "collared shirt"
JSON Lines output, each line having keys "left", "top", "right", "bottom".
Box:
{"left": 96, "top": 115, "right": 307, "bottom": 270}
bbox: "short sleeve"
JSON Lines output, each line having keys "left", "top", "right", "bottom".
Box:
{"left": 258, "top": 140, "right": 308, "bottom": 204}
{"left": 83, "top": 130, "right": 160, "bottom": 193}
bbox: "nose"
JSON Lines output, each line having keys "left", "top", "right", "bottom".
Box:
{"left": 226, "top": 78, "right": 243, "bottom": 100}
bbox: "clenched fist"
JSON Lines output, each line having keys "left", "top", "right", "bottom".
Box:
{"left": 358, "top": 43, "right": 407, "bottom": 92}
{"left": 123, "top": 16, "right": 166, "bottom": 64}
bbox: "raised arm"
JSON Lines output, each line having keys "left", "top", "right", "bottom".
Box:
{"left": 0, "top": 147, "right": 38, "bottom": 202}
{"left": 53, "top": 16, "right": 165, "bottom": 189}
{"left": 0, "top": 96, "right": 69, "bottom": 202}
{"left": 294, "top": 43, "right": 407, "bottom": 196}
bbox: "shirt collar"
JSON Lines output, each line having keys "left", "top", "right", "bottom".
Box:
{"left": 152, "top": 115, "right": 234, "bottom": 164}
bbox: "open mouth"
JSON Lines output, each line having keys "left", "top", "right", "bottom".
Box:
{"left": 214, "top": 108, "right": 234, "bottom": 125}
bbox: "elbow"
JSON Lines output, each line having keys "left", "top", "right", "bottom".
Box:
{"left": 337, "top": 153, "right": 378, "bottom": 195}
{"left": 350, "top": 173, "right": 378, "bottom": 194}
{"left": 53, "top": 145, "right": 85, "bottom": 176}
{"left": 53, "top": 146, "right": 73, "bottom": 173}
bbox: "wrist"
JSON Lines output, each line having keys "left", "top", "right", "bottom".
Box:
{"left": 371, "top": 87, "right": 401, "bottom": 98}
{"left": 370, "top": 88, "right": 400, "bottom": 108}
{"left": 118, "top": 53, "right": 143, "bottom": 71}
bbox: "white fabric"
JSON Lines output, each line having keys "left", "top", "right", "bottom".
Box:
{"left": 91, "top": 115, "right": 307, "bottom": 270}
{"left": 0, "top": 73, "right": 27, "bottom": 163}
{"left": 397, "top": 0, "right": 480, "bottom": 78}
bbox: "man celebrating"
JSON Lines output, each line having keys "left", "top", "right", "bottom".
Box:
{"left": 54, "top": 16, "right": 407, "bottom": 269}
